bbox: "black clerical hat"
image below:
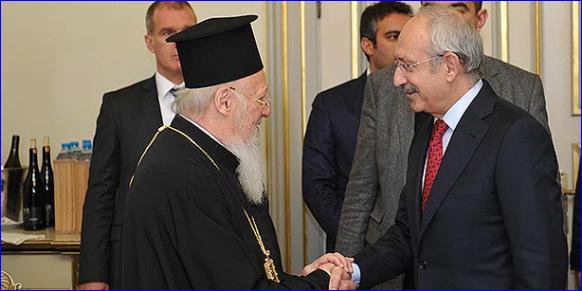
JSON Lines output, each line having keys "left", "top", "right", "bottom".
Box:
{"left": 166, "top": 15, "right": 263, "bottom": 88}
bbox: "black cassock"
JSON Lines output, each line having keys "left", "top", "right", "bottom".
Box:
{"left": 120, "top": 115, "right": 329, "bottom": 289}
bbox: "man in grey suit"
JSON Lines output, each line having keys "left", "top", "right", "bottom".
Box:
{"left": 335, "top": 1, "right": 549, "bottom": 288}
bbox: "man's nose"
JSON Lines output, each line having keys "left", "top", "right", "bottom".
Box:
{"left": 393, "top": 66, "right": 407, "bottom": 87}
{"left": 262, "top": 105, "right": 271, "bottom": 118}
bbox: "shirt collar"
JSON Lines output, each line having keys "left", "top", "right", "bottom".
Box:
{"left": 155, "top": 72, "right": 184, "bottom": 100}
{"left": 440, "top": 79, "right": 483, "bottom": 130}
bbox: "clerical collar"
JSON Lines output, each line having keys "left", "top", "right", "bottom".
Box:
{"left": 180, "top": 114, "right": 226, "bottom": 147}
{"left": 171, "top": 115, "right": 239, "bottom": 174}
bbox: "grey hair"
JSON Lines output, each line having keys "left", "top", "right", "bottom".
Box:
{"left": 418, "top": 5, "right": 483, "bottom": 82}
{"left": 173, "top": 85, "right": 220, "bottom": 118}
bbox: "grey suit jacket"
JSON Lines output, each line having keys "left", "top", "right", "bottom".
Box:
{"left": 335, "top": 56, "right": 549, "bottom": 288}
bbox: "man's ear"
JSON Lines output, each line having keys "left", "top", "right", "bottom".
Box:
{"left": 145, "top": 33, "right": 155, "bottom": 54}
{"left": 215, "top": 86, "right": 235, "bottom": 116}
{"left": 475, "top": 9, "right": 488, "bottom": 32}
{"left": 442, "top": 52, "right": 462, "bottom": 82}
{"left": 361, "top": 37, "right": 375, "bottom": 58}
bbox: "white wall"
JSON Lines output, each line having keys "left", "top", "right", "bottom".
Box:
{"left": 543, "top": 2, "right": 581, "bottom": 191}
{"left": 1, "top": 2, "right": 267, "bottom": 165}
{"left": 318, "top": 2, "right": 352, "bottom": 92}
{"left": 2, "top": 2, "right": 149, "bottom": 164}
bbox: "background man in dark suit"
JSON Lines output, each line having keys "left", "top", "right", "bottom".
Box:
{"left": 302, "top": 2, "right": 412, "bottom": 253}
{"left": 336, "top": 1, "right": 550, "bottom": 287}
{"left": 339, "top": 6, "right": 567, "bottom": 289}
{"left": 77, "top": 2, "right": 197, "bottom": 289}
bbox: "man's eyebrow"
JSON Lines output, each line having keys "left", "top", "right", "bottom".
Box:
{"left": 450, "top": 2, "right": 470, "bottom": 11}
{"left": 159, "top": 27, "right": 175, "bottom": 34}
{"left": 423, "top": 2, "right": 470, "bottom": 11}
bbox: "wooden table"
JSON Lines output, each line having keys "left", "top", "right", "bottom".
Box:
{"left": 2, "top": 225, "right": 80, "bottom": 289}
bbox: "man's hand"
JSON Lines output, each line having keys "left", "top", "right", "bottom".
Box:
{"left": 325, "top": 264, "right": 356, "bottom": 290}
{"left": 301, "top": 252, "right": 353, "bottom": 276}
{"left": 77, "top": 282, "right": 109, "bottom": 290}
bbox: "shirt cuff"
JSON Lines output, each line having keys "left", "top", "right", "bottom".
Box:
{"left": 352, "top": 262, "right": 361, "bottom": 287}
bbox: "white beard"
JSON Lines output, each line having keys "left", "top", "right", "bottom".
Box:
{"left": 225, "top": 131, "right": 266, "bottom": 204}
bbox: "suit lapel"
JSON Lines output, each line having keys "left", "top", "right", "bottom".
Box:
{"left": 138, "top": 76, "right": 163, "bottom": 134}
{"left": 415, "top": 112, "right": 431, "bottom": 133}
{"left": 419, "top": 82, "right": 496, "bottom": 239}
{"left": 410, "top": 117, "right": 433, "bottom": 236}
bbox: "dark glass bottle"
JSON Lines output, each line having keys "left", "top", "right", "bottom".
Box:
{"left": 22, "top": 138, "right": 46, "bottom": 230}
{"left": 41, "top": 137, "right": 55, "bottom": 227}
{"left": 4, "top": 135, "right": 21, "bottom": 168}
{"left": 4, "top": 135, "right": 23, "bottom": 221}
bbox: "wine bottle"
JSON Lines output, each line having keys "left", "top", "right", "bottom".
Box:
{"left": 22, "top": 138, "right": 46, "bottom": 230}
{"left": 41, "top": 136, "right": 55, "bottom": 227}
{"left": 4, "top": 135, "right": 21, "bottom": 168}
{"left": 4, "top": 134, "right": 23, "bottom": 221}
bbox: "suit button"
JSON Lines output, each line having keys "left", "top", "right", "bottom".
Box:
{"left": 418, "top": 260, "right": 428, "bottom": 270}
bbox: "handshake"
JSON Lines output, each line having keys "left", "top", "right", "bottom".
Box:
{"left": 301, "top": 253, "right": 356, "bottom": 290}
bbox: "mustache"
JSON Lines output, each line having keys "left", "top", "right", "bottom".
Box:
{"left": 400, "top": 84, "right": 418, "bottom": 95}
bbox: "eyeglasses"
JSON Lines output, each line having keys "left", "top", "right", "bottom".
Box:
{"left": 395, "top": 55, "right": 443, "bottom": 74}
{"left": 229, "top": 86, "right": 270, "bottom": 108}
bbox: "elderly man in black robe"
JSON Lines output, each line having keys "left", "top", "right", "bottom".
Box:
{"left": 120, "top": 15, "right": 355, "bottom": 289}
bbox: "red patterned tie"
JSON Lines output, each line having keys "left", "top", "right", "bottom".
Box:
{"left": 422, "top": 119, "right": 448, "bottom": 210}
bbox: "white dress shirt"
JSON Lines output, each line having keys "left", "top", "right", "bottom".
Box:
{"left": 155, "top": 72, "right": 185, "bottom": 126}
